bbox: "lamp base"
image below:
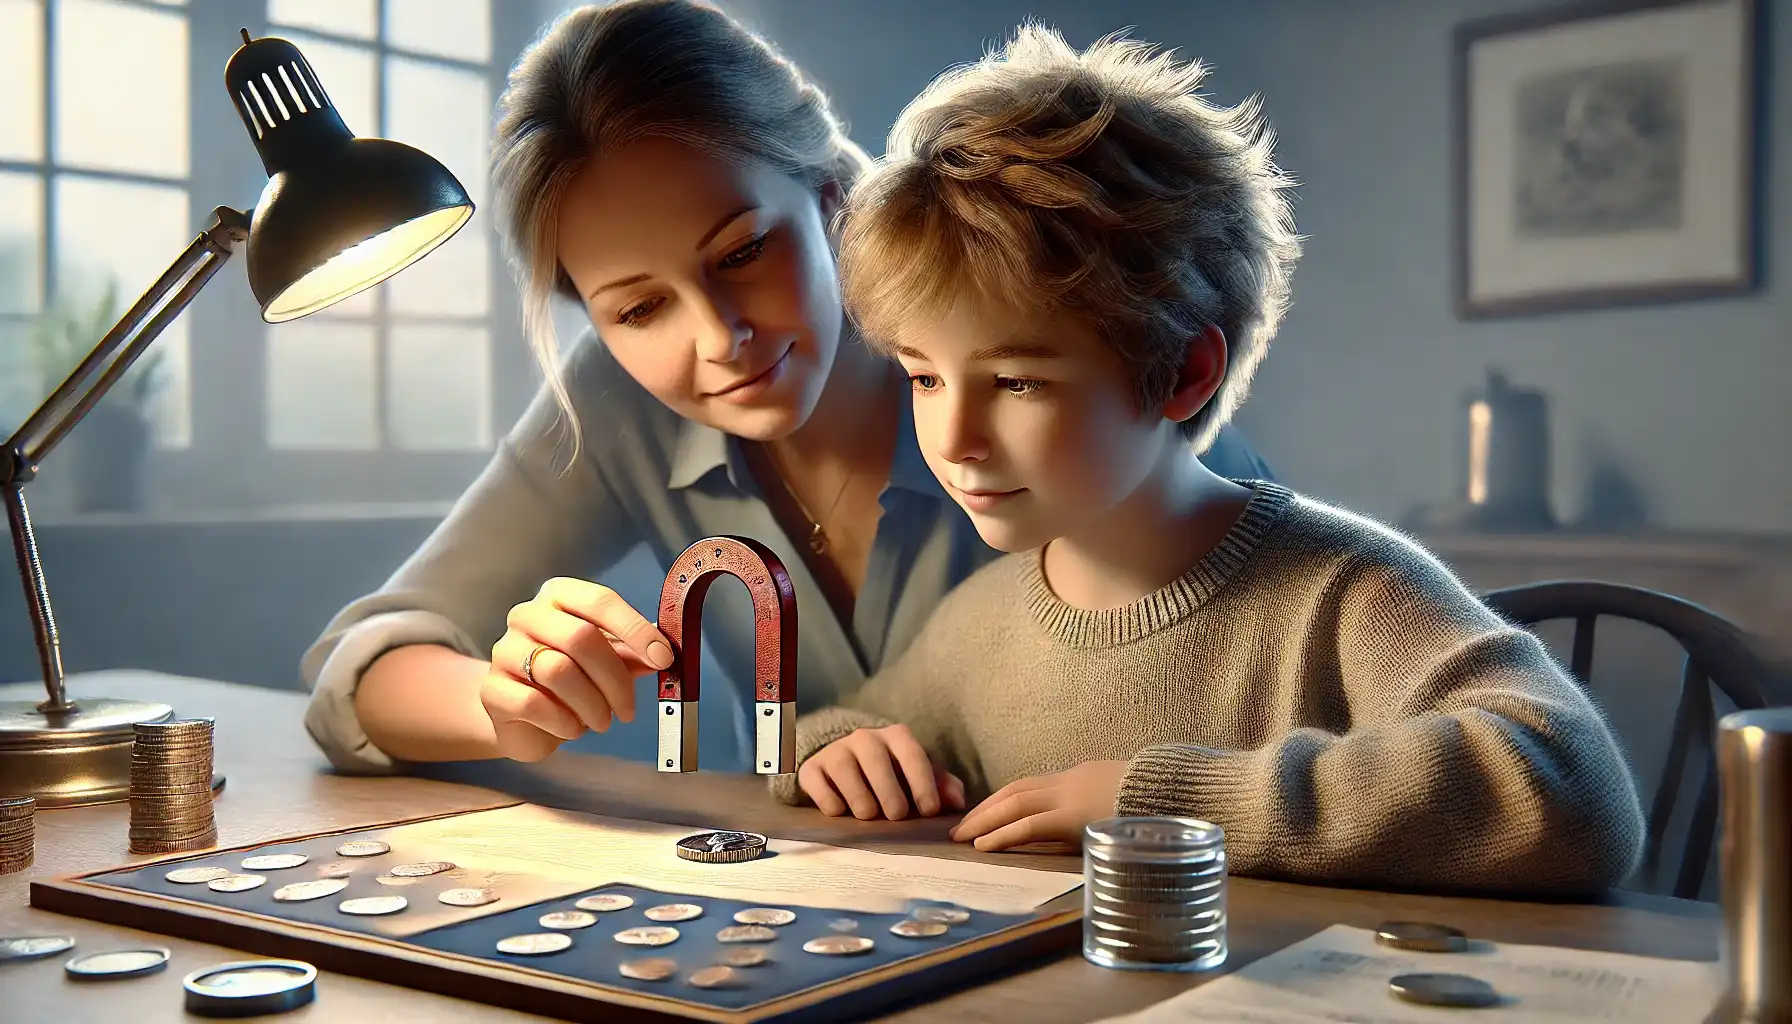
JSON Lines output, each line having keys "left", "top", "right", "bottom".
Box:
{"left": 0, "top": 697, "right": 174, "bottom": 807}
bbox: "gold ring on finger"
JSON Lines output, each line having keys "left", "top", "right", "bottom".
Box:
{"left": 522, "top": 644, "right": 552, "bottom": 686}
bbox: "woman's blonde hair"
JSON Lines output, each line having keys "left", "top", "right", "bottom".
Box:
{"left": 837, "top": 23, "right": 1301, "bottom": 452}
{"left": 491, "top": 0, "right": 871, "bottom": 460}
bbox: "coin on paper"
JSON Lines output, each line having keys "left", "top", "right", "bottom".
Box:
{"left": 618, "top": 956, "right": 677, "bottom": 981}
{"left": 539, "top": 911, "right": 596, "bottom": 930}
{"left": 387, "top": 861, "right": 454, "bottom": 877}
{"left": 338, "top": 896, "right": 408, "bottom": 916}
{"left": 272, "top": 879, "right": 349, "bottom": 903}
{"left": 1375, "top": 921, "right": 1468, "bottom": 954}
{"left": 241, "top": 854, "right": 308, "bottom": 871}
{"left": 574, "top": 892, "right": 635, "bottom": 913}
{"left": 716, "top": 925, "right": 777, "bottom": 944}
{"left": 437, "top": 888, "right": 498, "bottom": 908}
{"left": 1389, "top": 973, "right": 1503, "bottom": 1009}
{"left": 890, "top": 919, "right": 948, "bottom": 938}
{"left": 732, "top": 907, "right": 795, "bottom": 927}
{"left": 165, "top": 866, "right": 232, "bottom": 884}
{"left": 614, "top": 927, "right": 680, "bottom": 947}
{"left": 643, "top": 903, "right": 703, "bottom": 923}
{"left": 496, "top": 933, "right": 572, "bottom": 956}
{"left": 803, "top": 935, "right": 874, "bottom": 956}
{"left": 688, "top": 965, "right": 744, "bottom": 989}
{"left": 207, "top": 874, "right": 266, "bottom": 893}
{"left": 718, "top": 946, "right": 768, "bottom": 968}
{"left": 335, "top": 840, "right": 390, "bottom": 858}
{"left": 911, "top": 905, "right": 970, "bottom": 925}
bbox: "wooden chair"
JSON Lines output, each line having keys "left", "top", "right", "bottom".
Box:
{"left": 1483, "top": 580, "right": 1773, "bottom": 901}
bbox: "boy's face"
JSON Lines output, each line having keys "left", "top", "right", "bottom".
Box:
{"left": 891, "top": 301, "right": 1175, "bottom": 553}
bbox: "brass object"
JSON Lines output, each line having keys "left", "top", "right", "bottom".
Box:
{"left": 1708, "top": 708, "right": 1792, "bottom": 1024}
{"left": 0, "top": 697, "right": 174, "bottom": 808}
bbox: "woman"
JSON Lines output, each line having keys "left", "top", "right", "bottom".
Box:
{"left": 300, "top": 0, "right": 1274, "bottom": 775}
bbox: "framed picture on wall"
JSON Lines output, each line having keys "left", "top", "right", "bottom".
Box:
{"left": 1454, "top": 0, "right": 1761, "bottom": 317}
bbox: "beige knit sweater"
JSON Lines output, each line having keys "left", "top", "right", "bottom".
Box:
{"left": 770, "top": 483, "right": 1646, "bottom": 893}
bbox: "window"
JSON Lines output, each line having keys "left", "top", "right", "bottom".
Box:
{"left": 0, "top": 0, "right": 194, "bottom": 449}
{"left": 264, "top": 0, "right": 494, "bottom": 452}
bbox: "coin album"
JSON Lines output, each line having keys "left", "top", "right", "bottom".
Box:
{"left": 30, "top": 805, "right": 1082, "bottom": 1022}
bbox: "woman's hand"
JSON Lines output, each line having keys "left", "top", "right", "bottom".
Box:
{"left": 479, "top": 577, "right": 675, "bottom": 762}
{"left": 798, "top": 724, "right": 966, "bottom": 820}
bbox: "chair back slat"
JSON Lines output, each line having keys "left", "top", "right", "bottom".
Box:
{"left": 1570, "top": 614, "right": 1598, "bottom": 682}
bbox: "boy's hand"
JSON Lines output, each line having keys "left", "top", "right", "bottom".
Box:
{"left": 798, "top": 725, "right": 967, "bottom": 821}
{"left": 950, "top": 760, "right": 1130, "bottom": 851}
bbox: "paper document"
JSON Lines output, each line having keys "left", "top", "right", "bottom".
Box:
{"left": 1095, "top": 924, "right": 1724, "bottom": 1024}
{"left": 377, "top": 804, "right": 1081, "bottom": 924}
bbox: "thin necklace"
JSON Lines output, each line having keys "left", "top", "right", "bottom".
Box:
{"left": 777, "top": 456, "right": 854, "bottom": 555}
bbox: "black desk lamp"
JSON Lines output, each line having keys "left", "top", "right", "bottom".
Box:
{"left": 0, "top": 30, "right": 474, "bottom": 807}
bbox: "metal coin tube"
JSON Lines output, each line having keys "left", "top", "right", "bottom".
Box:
{"left": 656, "top": 537, "right": 798, "bottom": 774}
{"left": 1709, "top": 708, "right": 1792, "bottom": 1024}
{"left": 1082, "top": 817, "right": 1228, "bottom": 972}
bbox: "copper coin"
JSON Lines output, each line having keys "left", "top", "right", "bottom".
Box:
{"left": 643, "top": 903, "right": 704, "bottom": 923}
{"left": 438, "top": 888, "right": 498, "bottom": 907}
{"left": 387, "top": 861, "right": 454, "bottom": 877}
{"left": 335, "top": 840, "right": 390, "bottom": 858}
{"left": 1376, "top": 921, "right": 1469, "bottom": 953}
{"left": 718, "top": 946, "right": 768, "bottom": 968}
{"left": 890, "top": 919, "right": 948, "bottom": 938}
{"left": 574, "top": 892, "right": 634, "bottom": 913}
{"left": 495, "top": 933, "right": 571, "bottom": 956}
{"left": 272, "top": 879, "right": 348, "bottom": 902}
{"left": 716, "top": 925, "right": 777, "bottom": 944}
{"left": 614, "top": 926, "right": 679, "bottom": 947}
{"left": 338, "top": 896, "right": 408, "bottom": 916}
{"left": 539, "top": 911, "right": 597, "bottom": 930}
{"left": 618, "top": 956, "right": 676, "bottom": 981}
{"left": 688, "top": 965, "right": 744, "bottom": 989}
{"left": 241, "top": 854, "right": 308, "bottom": 871}
{"left": 733, "top": 907, "right": 795, "bottom": 926}
{"left": 804, "top": 934, "right": 874, "bottom": 956}
{"left": 165, "top": 866, "right": 231, "bottom": 884}
{"left": 912, "top": 905, "right": 969, "bottom": 925}
{"left": 206, "top": 874, "right": 266, "bottom": 893}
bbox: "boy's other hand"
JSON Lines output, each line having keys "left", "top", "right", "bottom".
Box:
{"left": 950, "top": 760, "right": 1129, "bottom": 851}
{"left": 798, "top": 725, "right": 967, "bottom": 821}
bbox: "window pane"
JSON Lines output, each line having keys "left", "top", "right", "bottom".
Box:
{"left": 266, "top": 321, "right": 378, "bottom": 448}
{"left": 267, "top": 0, "right": 374, "bottom": 40}
{"left": 0, "top": 171, "right": 43, "bottom": 315}
{"left": 279, "top": 31, "right": 377, "bottom": 137}
{"left": 0, "top": 0, "right": 44, "bottom": 161}
{"left": 0, "top": 320, "right": 35, "bottom": 437}
{"left": 53, "top": 0, "right": 188, "bottom": 178}
{"left": 388, "top": 323, "right": 489, "bottom": 450}
{"left": 384, "top": 57, "right": 489, "bottom": 206}
{"left": 386, "top": 0, "right": 489, "bottom": 62}
{"left": 52, "top": 174, "right": 189, "bottom": 447}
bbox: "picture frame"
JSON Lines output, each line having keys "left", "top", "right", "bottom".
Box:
{"left": 1453, "top": 0, "right": 1762, "bottom": 317}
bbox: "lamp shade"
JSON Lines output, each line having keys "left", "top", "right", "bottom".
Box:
{"left": 224, "top": 32, "right": 474, "bottom": 323}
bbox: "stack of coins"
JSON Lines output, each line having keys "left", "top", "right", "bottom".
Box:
{"left": 129, "top": 719, "right": 217, "bottom": 854}
{"left": 0, "top": 796, "right": 33, "bottom": 874}
{"left": 1082, "top": 817, "right": 1227, "bottom": 972}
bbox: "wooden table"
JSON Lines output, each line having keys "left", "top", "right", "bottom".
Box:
{"left": 3, "top": 672, "right": 1722, "bottom": 1023}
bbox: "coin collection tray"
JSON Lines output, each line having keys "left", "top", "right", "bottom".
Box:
{"left": 31, "top": 807, "right": 1082, "bottom": 1023}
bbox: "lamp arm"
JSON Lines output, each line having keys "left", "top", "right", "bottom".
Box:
{"left": 1, "top": 205, "right": 249, "bottom": 715}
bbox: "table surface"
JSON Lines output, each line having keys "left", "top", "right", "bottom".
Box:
{"left": 2, "top": 671, "right": 1721, "bottom": 1023}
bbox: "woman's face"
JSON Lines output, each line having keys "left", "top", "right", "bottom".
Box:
{"left": 555, "top": 137, "right": 844, "bottom": 440}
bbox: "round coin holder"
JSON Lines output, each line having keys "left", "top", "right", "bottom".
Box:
{"left": 182, "top": 959, "right": 317, "bottom": 1018}
{"left": 1082, "top": 816, "right": 1228, "bottom": 973}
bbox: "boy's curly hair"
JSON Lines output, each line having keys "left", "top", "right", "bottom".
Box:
{"left": 837, "top": 23, "right": 1302, "bottom": 450}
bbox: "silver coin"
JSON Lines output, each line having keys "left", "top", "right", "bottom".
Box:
{"left": 315, "top": 862, "right": 357, "bottom": 879}
{"left": 272, "top": 878, "right": 349, "bottom": 903}
{"left": 890, "top": 919, "right": 948, "bottom": 938}
{"left": 0, "top": 935, "right": 75, "bottom": 961}
{"left": 618, "top": 956, "right": 677, "bottom": 981}
{"left": 1389, "top": 973, "right": 1503, "bottom": 1009}
{"left": 165, "top": 866, "right": 232, "bottom": 884}
{"left": 912, "top": 905, "right": 970, "bottom": 925}
{"left": 574, "top": 892, "right": 635, "bottom": 913}
{"left": 538, "top": 910, "right": 597, "bottom": 930}
{"left": 241, "top": 854, "right": 308, "bottom": 871}
{"left": 826, "top": 917, "right": 859, "bottom": 932}
{"left": 687, "top": 965, "right": 744, "bottom": 989}
{"left": 338, "top": 896, "right": 408, "bottom": 916}
{"left": 496, "top": 932, "right": 572, "bottom": 956}
{"left": 614, "top": 926, "right": 680, "bottom": 947}
{"left": 1376, "top": 921, "right": 1469, "bottom": 954}
{"left": 733, "top": 907, "right": 795, "bottom": 927}
{"left": 716, "top": 924, "right": 777, "bottom": 944}
{"left": 387, "top": 861, "right": 454, "bottom": 877}
{"left": 438, "top": 888, "right": 498, "bottom": 907}
{"left": 718, "top": 946, "right": 768, "bottom": 968}
{"left": 643, "top": 903, "right": 704, "bottom": 922}
{"left": 65, "top": 947, "right": 171, "bottom": 979}
{"left": 335, "top": 840, "right": 390, "bottom": 858}
{"left": 374, "top": 874, "right": 417, "bottom": 886}
{"left": 803, "top": 935, "right": 874, "bottom": 956}
{"left": 207, "top": 874, "right": 266, "bottom": 893}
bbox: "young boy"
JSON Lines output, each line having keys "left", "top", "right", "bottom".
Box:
{"left": 769, "top": 24, "right": 1645, "bottom": 894}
